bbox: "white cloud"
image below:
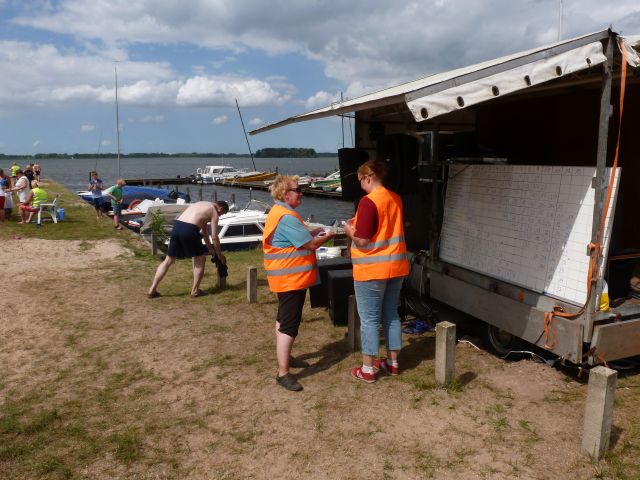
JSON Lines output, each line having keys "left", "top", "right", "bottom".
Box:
{"left": 101, "top": 140, "right": 112, "bottom": 147}
{"left": 10, "top": 0, "right": 640, "bottom": 95}
{"left": 0, "top": 41, "right": 293, "bottom": 110}
{"left": 177, "top": 76, "right": 290, "bottom": 107}
{"left": 305, "top": 90, "right": 340, "bottom": 110}
{"left": 80, "top": 123, "right": 95, "bottom": 132}
{"left": 248, "top": 117, "right": 264, "bottom": 126}
{"left": 212, "top": 115, "right": 228, "bottom": 125}
{"left": 32, "top": 140, "right": 41, "bottom": 148}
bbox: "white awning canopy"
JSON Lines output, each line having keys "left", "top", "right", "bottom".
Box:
{"left": 250, "top": 29, "right": 639, "bottom": 136}
{"left": 406, "top": 41, "right": 606, "bottom": 121}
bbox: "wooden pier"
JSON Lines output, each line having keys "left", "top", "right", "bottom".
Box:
{"left": 124, "top": 176, "right": 345, "bottom": 200}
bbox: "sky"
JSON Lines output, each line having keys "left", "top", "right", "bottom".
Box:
{"left": 0, "top": 0, "right": 638, "bottom": 155}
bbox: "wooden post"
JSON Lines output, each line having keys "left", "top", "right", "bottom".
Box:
{"left": 247, "top": 266, "right": 258, "bottom": 303}
{"left": 582, "top": 366, "right": 617, "bottom": 459}
{"left": 198, "top": 187, "right": 203, "bottom": 201}
{"left": 435, "top": 321, "right": 456, "bottom": 385}
{"left": 214, "top": 190, "right": 218, "bottom": 202}
{"left": 150, "top": 234, "right": 158, "bottom": 256}
{"left": 217, "top": 272, "right": 227, "bottom": 290}
{"left": 347, "top": 295, "right": 360, "bottom": 352}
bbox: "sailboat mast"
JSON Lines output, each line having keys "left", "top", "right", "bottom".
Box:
{"left": 114, "top": 64, "right": 121, "bottom": 178}
{"left": 235, "top": 98, "right": 256, "bottom": 171}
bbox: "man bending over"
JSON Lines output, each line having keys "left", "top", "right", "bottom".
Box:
{"left": 148, "top": 200, "right": 229, "bottom": 298}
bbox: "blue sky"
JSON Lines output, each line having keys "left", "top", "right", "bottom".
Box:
{"left": 0, "top": 0, "right": 638, "bottom": 155}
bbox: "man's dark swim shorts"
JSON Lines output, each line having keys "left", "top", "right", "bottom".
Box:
{"left": 167, "top": 220, "right": 208, "bottom": 258}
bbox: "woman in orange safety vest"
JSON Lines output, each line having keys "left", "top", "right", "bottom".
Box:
{"left": 263, "top": 175, "right": 335, "bottom": 392}
{"left": 344, "top": 159, "right": 409, "bottom": 383}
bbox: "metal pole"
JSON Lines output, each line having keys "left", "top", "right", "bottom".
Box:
{"left": 341, "top": 92, "right": 345, "bottom": 148}
{"left": 585, "top": 34, "right": 614, "bottom": 341}
{"left": 235, "top": 98, "right": 256, "bottom": 171}
{"left": 557, "top": 0, "right": 564, "bottom": 42}
{"left": 114, "top": 64, "right": 121, "bottom": 178}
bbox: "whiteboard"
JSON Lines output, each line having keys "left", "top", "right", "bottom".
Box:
{"left": 440, "top": 164, "right": 620, "bottom": 305}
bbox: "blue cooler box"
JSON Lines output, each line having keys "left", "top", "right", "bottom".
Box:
{"left": 56, "top": 208, "right": 65, "bottom": 221}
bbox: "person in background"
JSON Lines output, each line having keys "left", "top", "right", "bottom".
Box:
{"left": 263, "top": 175, "right": 335, "bottom": 392}
{"left": 88, "top": 171, "right": 104, "bottom": 220}
{"left": 10, "top": 162, "right": 19, "bottom": 180}
{"left": 18, "top": 180, "right": 48, "bottom": 224}
{"left": 148, "top": 200, "right": 229, "bottom": 298}
{"left": 0, "top": 169, "right": 7, "bottom": 222}
{"left": 1, "top": 170, "right": 13, "bottom": 219}
{"left": 33, "top": 162, "right": 41, "bottom": 182}
{"left": 103, "top": 178, "right": 126, "bottom": 229}
{"left": 343, "top": 159, "right": 409, "bottom": 384}
{"left": 10, "top": 169, "right": 30, "bottom": 206}
{"left": 24, "top": 164, "right": 34, "bottom": 183}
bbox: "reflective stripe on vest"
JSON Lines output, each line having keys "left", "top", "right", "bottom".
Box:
{"left": 264, "top": 249, "right": 314, "bottom": 260}
{"left": 352, "top": 235, "right": 405, "bottom": 251}
{"left": 263, "top": 204, "right": 318, "bottom": 292}
{"left": 351, "top": 253, "right": 408, "bottom": 265}
{"left": 350, "top": 186, "right": 409, "bottom": 282}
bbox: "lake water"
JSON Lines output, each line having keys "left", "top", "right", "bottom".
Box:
{"left": 18, "top": 156, "right": 356, "bottom": 224}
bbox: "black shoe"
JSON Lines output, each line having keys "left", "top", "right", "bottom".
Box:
{"left": 289, "top": 356, "right": 310, "bottom": 369}
{"left": 276, "top": 373, "right": 303, "bottom": 391}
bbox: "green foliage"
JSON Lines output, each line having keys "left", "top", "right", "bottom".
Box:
{"left": 255, "top": 147, "right": 317, "bottom": 158}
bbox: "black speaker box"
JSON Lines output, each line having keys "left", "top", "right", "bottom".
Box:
{"left": 327, "top": 269, "right": 355, "bottom": 326}
{"left": 309, "top": 257, "right": 353, "bottom": 308}
{"left": 338, "top": 148, "right": 369, "bottom": 201}
{"left": 375, "top": 134, "right": 419, "bottom": 195}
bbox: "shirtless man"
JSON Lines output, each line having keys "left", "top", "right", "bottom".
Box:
{"left": 148, "top": 200, "right": 229, "bottom": 298}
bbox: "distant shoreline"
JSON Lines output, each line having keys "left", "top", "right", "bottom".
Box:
{"left": 0, "top": 152, "right": 339, "bottom": 160}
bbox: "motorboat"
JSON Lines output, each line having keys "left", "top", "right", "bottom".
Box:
{"left": 310, "top": 170, "right": 342, "bottom": 190}
{"left": 137, "top": 199, "right": 270, "bottom": 251}
{"left": 207, "top": 199, "right": 271, "bottom": 250}
{"left": 77, "top": 185, "right": 186, "bottom": 208}
{"left": 195, "top": 165, "right": 248, "bottom": 184}
{"left": 222, "top": 170, "right": 277, "bottom": 184}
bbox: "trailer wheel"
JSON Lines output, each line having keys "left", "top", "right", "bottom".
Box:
{"left": 483, "top": 324, "right": 523, "bottom": 356}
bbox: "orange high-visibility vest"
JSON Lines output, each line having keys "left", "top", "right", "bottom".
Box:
{"left": 263, "top": 204, "right": 318, "bottom": 292}
{"left": 350, "top": 186, "right": 409, "bottom": 281}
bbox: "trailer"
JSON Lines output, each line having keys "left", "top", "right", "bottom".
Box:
{"left": 251, "top": 29, "right": 640, "bottom": 365}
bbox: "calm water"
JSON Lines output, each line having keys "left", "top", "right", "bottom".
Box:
{"left": 15, "top": 156, "right": 355, "bottom": 224}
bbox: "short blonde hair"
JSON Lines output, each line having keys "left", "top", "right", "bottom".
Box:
{"left": 116, "top": 178, "right": 126, "bottom": 187}
{"left": 31, "top": 180, "right": 39, "bottom": 188}
{"left": 269, "top": 175, "right": 299, "bottom": 201}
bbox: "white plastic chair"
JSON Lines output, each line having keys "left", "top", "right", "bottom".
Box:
{"left": 37, "top": 194, "right": 60, "bottom": 226}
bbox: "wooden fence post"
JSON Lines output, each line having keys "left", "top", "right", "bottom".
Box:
{"left": 247, "top": 266, "right": 258, "bottom": 303}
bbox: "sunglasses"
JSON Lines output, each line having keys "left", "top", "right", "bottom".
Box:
{"left": 288, "top": 187, "right": 303, "bottom": 193}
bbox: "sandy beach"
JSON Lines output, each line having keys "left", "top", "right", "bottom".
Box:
{"left": 1, "top": 186, "right": 639, "bottom": 479}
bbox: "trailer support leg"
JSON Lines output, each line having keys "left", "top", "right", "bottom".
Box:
{"left": 582, "top": 366, "right": 617, "bottom": 459}
{"left": 435, "top": 321, "right": 456, "bottom": 385}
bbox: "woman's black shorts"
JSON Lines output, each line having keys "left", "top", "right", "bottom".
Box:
{"left": 276, "top": 289, "right": 307, "bottom": 338}
{"left": 167, "top": 220, "right": 208, "bottom": 259}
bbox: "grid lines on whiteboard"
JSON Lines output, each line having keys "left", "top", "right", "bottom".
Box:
{"left": 439, "top": 164, "right": 619, "bottom": 305}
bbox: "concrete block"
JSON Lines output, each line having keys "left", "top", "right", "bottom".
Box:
{"left": 582, "top": 366, "right": 617, "bottom": 459}
{"left": 247, "top": 266, "right": 258, "bottom": 303}
{"left": 347, "top": 295, "right": 360, "bottom": 352}
{"left": 435, "top": 321, "right": 456, "bottom": 385}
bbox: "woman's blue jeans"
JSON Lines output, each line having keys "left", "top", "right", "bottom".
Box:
{"left": 354, "top": 277, "right": 404, "bottom": 356}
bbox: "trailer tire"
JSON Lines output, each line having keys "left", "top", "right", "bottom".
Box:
{"left": 483, "top": 324, "right": 524, "bottom": 357}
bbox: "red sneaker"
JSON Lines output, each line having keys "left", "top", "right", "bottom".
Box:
{"left": 351, "top": 366, "right": 376, "bottom": 383}
{"left": 374, "top": 358, "right": 399, "bottom": 376}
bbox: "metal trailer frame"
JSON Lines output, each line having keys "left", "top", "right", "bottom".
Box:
{"left": 359, "top": 31, "right": 640, "bottom": 365}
